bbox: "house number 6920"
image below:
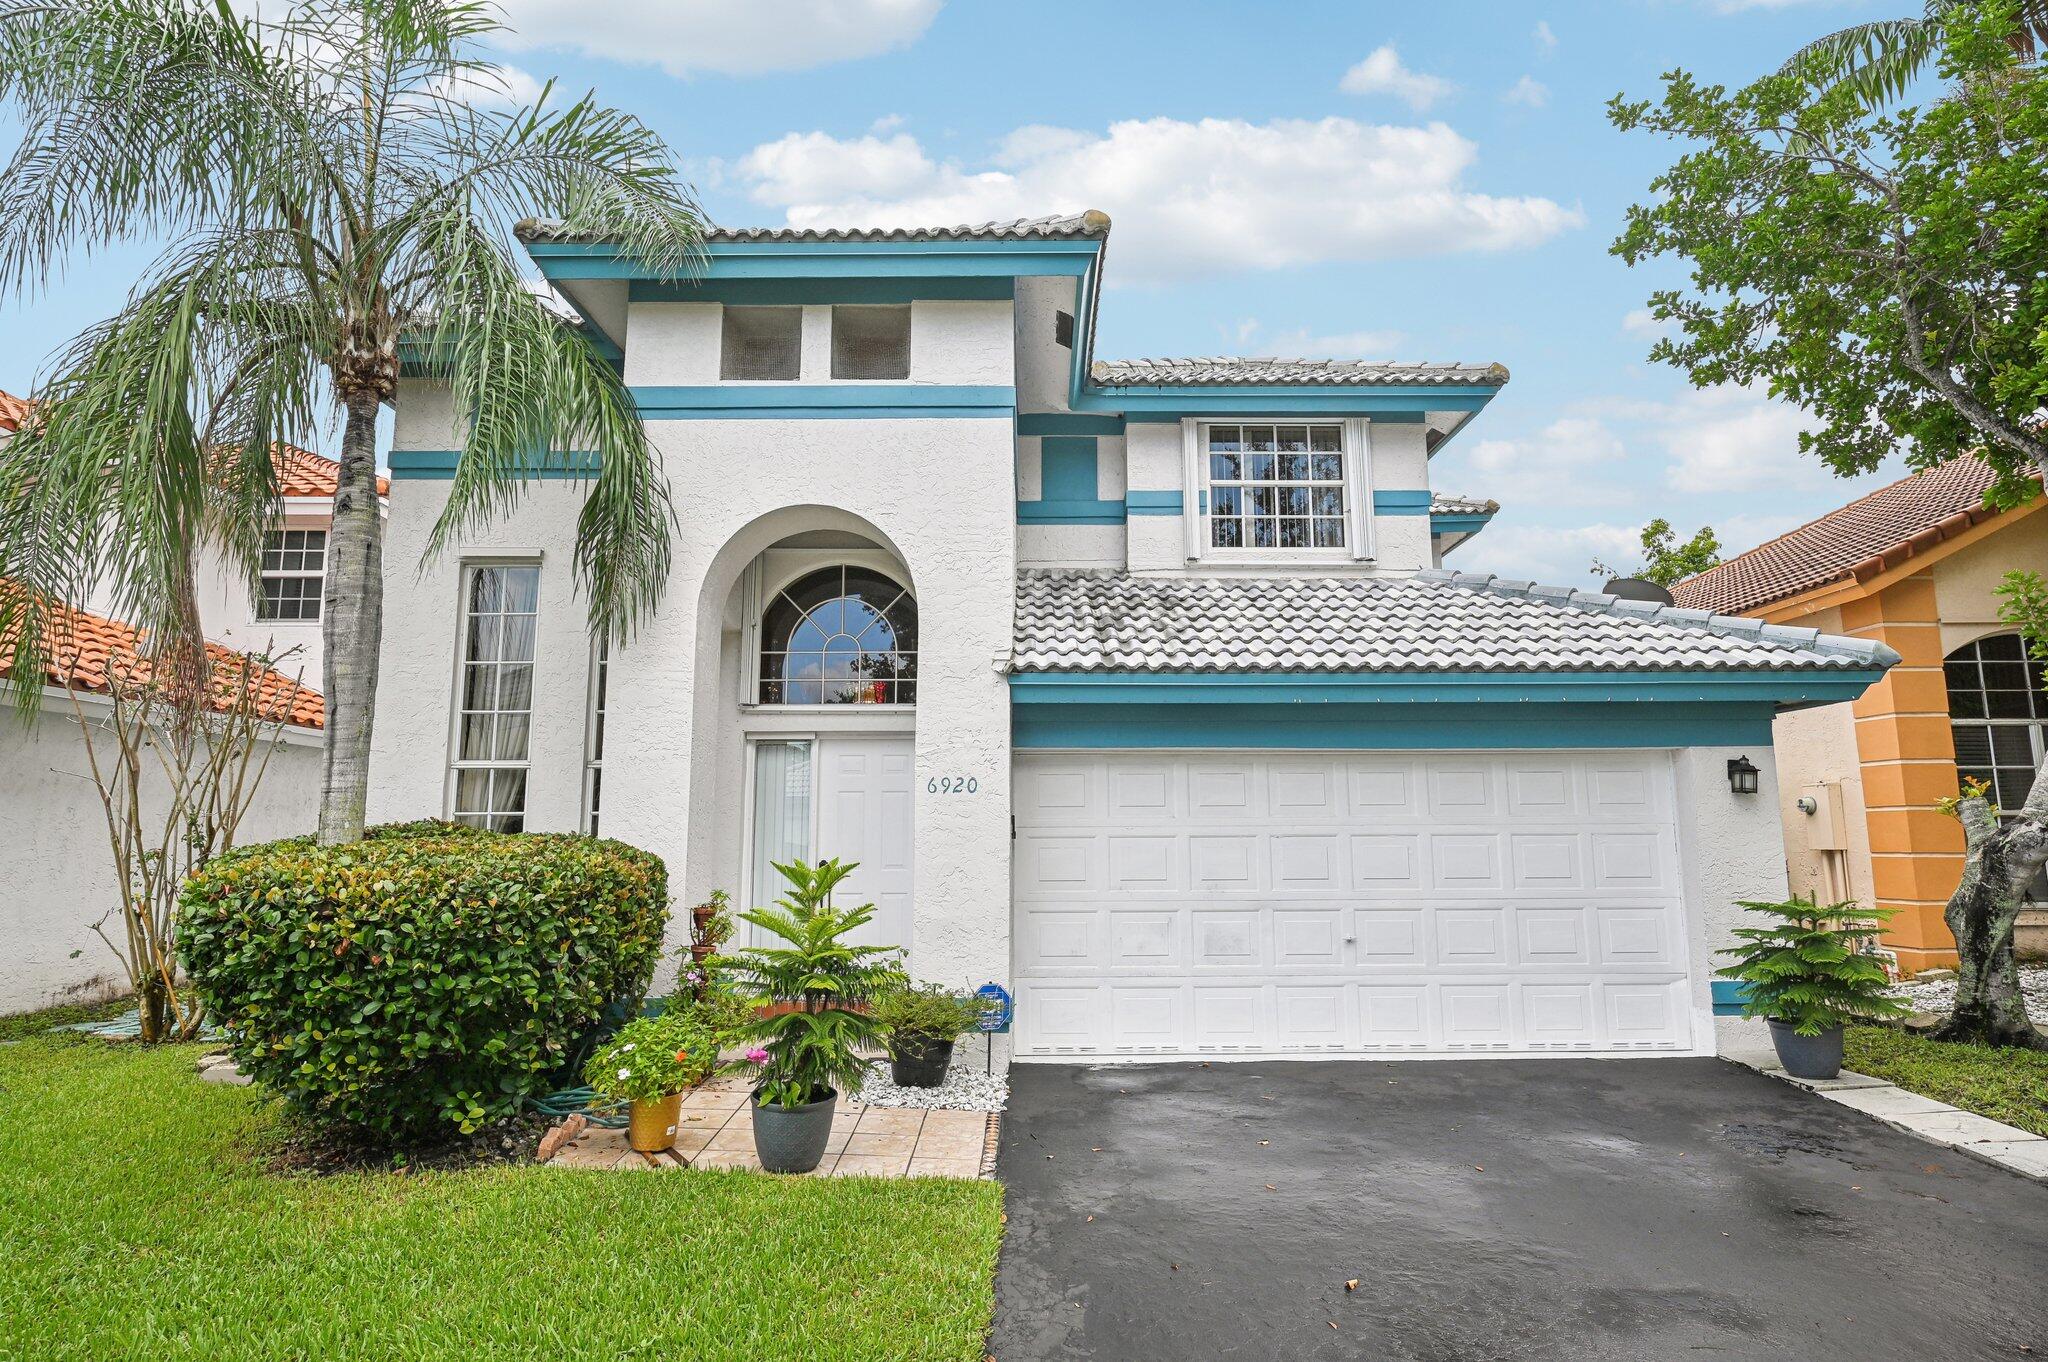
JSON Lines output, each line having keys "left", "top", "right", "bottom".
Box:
{"left": 928, "top": 775, "right": 979, "bottom": 794}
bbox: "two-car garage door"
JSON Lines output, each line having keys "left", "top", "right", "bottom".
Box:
{"left": 1011, "top": 751, "right": 1698, "bottom": 1060}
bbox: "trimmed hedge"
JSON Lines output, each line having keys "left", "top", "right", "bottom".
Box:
{"left": 179, "top": 821, "right": 668, "bottom": 1141}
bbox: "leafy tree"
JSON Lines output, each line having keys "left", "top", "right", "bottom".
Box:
{"left": 0, "top": 0, "right": 704, "bottom": 844}
{"left": 1613, "top": 4, "right": 2048, "bottom": 1046}
{"left": 1786, "top": 0, "right": 2048, "bottom": 108}
{"left": 1591, "top": 518, "right": 1723, "bottom": 586}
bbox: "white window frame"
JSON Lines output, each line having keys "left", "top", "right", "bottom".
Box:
{"left": 741, "top": 554, "right": 918, "bottom": 710}
{"left": 446, "top": 558, "right": 542, "bottom": 831}
{"left": 582, "top": 636, "right": 608, "bottom": 836}
{"left": 1182, "top": 416, "right": 1374, "bottom": 565}
{"left": 256, "top": 527, "right": 328, "bottom": 622}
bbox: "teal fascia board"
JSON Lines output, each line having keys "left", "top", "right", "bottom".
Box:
{"left": 1018, "top": 412, "right": 1125, "bottom": 437}
{"left": 1073, "top": 386, "right": 1500, "bottom": 418}
{"left": 1125, "top": 490, "right": 1184, "bottom": 516}
{"left": 1431, "top": 512, "right": 1496, "bottom": 535}
{"left": 1006, "top": 669, "right": 1889, "bottom": 708}
{"left": 631, "top": 384, "right": 1013, "bottom": 419}
{"left": 526, "top": 236, "right": 1101, "bottom": 283}
{"left": 1012, "top": 701, "right": 1780, "bottom": 751}
{"left": 1372, "top": 490, "right": 1432, "bottom": 516}
{"left": 389, "top": 449, "right": 603, "bottom": 481}
{"left": 1018, "top": 499, "right": 1126, "bottom": 525}
{"left": 627, "top": 277, "right": 1012, "bottom": 304}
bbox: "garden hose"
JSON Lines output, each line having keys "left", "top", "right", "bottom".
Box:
{"left": 527, "top": 1085, "right": 629, "bottom": 1129}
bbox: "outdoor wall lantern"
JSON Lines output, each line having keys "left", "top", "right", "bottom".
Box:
{"left": 1727, "top": 756, "right": 1760, "bottom": 796}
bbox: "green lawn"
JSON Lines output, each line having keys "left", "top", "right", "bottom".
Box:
{"left": 0, "top": 1036, "right": 1003, "bottom": 1361}
{"left": 1846, "top": 1024, "right": 2048, "bottom": 1137}
{"left": 0, "top": 994, "right": 133, "bottom": 1042}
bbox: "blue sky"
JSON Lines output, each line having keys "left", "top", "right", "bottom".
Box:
{"left": 0, "top": 0, "right": 1915, "bottom": 586}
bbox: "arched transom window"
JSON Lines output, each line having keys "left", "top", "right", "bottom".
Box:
{"left": 1945, "top": 631, "right": 2046, "bottom": 808}
{"left": 758, "top": 565, "right": 916, "bottom": 705}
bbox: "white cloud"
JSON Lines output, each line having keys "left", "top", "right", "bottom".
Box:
{"left": 1452, "top": 521, "right": 1646, "bottom": 588}
{"left": 1503, "top": 76, "right": 1549, "bottom": 108}
{"left": 1621, "top": 307, "right": 1671, "bottom": 338}
{"left": 492, "top": 0, "right": 943, "bottom": 77}
{"left": 1710, "top": 0, "right": 1832, "bottom": 9}
{"left": 1533, "top": 20, "right": 1558, "bottom": 54}
{"left": 1227, "top": 319, "right": 1405, "bottom": 359}
{"left": 1338, "top": 46, "right": 1455, "bottom": 111}
{"left": 1463, "top": 415, "right": 1632, "bottom": 506}
{"left": 733, "top": 118, "right": 1582, "bottom": 283}
{"left": 426, "top": 62, "right": 546, "bottom": 108}
{"left": 1655, "top": 385, "right": 1828, "bottom": 493}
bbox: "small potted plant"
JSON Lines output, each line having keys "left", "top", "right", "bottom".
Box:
{"left": 719, "top": 858, "right": 902, "bottom": 1173}
{"left": 583, "top": 1011, "right": 718, "bottom": 1153}
{"left": 1717, "top": 895, "right": 1908, "bottom": 1079}
{"left": 873, "top": 982, "right": 987, "bottom": 1088}
{"left": 688, "top": 889, "right": 734, "bottom": 966}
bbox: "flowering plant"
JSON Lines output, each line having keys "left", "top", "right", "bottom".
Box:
{"left": 582, "top": 1011, "right": 718, "bottom": 1103}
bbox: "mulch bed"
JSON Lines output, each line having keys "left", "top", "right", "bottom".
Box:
{"left": 259, "top": 1108, "right": 555, "bottom": 1176}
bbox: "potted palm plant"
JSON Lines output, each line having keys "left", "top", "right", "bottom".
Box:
{"left": 1717, "top": 895, "right": 1908, "bottom": 1079}
{"left": 873, "top": 982, "right": 987, "bottom": 1088}
{"left": 583, "top": 1012, "right": 718, "bottom": 1153}
{"left": 719, "top": 858, "right": 903, "bottom": 1173}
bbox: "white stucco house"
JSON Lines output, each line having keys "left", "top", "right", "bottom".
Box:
{"left": 369, "top": 210, "right": 1896, "bottom": 1065}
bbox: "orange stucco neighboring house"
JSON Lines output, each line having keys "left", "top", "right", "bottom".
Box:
{"left": 1673, "top": 457, "right": 2048, "bottom": 973}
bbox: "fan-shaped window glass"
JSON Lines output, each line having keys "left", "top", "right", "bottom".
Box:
{"left": 759, "top": 566, "right": 916, "bottom": 705}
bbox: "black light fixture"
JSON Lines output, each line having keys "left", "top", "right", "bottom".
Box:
{"left": 1727, "top": 755, "right": 1760, "bottom": 796}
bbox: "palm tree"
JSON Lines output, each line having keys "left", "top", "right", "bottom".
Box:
{"left": 1787, "top": 0, "right": 2048, "bottom": 106}
{"left": 0, "top": 0, "right": 703, "bottom": 843}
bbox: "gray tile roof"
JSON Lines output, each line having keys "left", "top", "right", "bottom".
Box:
{"left": 1010, "top": 569, "right": 1898, "bottom": 673}
{"left": 1087, "top": 357, "right": 1510, "bottom": 388}
{"left": 1431, "top": 492, "right": 1499, "bottom": 516}
{"left": 516, "top": 211, "right": 1111, "bottom": 245}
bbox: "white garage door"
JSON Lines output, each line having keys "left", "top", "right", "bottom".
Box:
{"left": 1011, "top": 751, "right": 1696, "bottom": 1060}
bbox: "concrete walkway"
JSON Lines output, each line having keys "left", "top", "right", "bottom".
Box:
{"left": 993, "top": 1058, "right": 2048, "bottom": 1361}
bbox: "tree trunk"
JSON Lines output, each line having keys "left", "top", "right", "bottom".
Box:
{"left": 1934, "top": 769, "right": 2048, "bottom": 1050}
{"left": 317, "top": 388, "right": 386, "bottom": 845}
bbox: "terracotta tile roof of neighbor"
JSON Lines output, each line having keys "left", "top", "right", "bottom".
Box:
{"left": 0, "top": 582, "right": 323, "bottom": 728}
{"left": 1671, "top": 456, "right": 2034, "bottom": 616}
{"left": 1088, "top": 357, "right": 1510, "bottom": 387}
{"left": 273, "top": 442, "right": 388, "bottom": 497}
{"left": 1013, "top": 569, "right": 1897, "bottom": 673}
{"left": 0, "top": 389, "right": 31, "bottom": 433}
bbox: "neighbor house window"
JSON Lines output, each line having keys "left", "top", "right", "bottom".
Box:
{"left": 757, "top": 565, "right": 916, "bottom": 704}
{"left": 583, "top": 638, "right": 608, "bottom": 836}
{"left": 721, "top": 305, "right": 802, "bottom": 381}
{"left": 451, "top": 563, "right": 540, "bottom": 831}
{"left": 1946, "top": 632, "right": 2048, "bottom": 902}
{"left": 257, "top": 528, "right": 325, "bottom": 620}
{"left": 1205, "top": 423, "right": 1347, "bottom": 550}
{"left": 830, "top": 305, "right": 910, "bottom": 380}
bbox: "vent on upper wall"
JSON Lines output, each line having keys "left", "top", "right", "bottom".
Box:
{"left": 1055, "top": 310, "right": 1075, "bottom": 349}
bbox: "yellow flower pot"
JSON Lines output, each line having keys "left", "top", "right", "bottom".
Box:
{"left": 628, "top": 1093, "right": 683, "bottom": 1153}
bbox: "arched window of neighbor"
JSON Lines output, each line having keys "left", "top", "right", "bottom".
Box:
{"left": 1945, "top": 631, "right": 2047, "bottom": 809}
{"left": 758, "top": 565, "right": 916, "bottom": 705}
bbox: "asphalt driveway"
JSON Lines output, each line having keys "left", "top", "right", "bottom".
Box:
{"left": 992, "top": 1058, "right": 2048, "bottom": 1361}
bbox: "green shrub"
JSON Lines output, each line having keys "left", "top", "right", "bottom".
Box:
{"left": 179, "top": 821, "right": 668, "bottom": 1141}
{"left": 1717, "top": 895, "right": 1909, "bottom": 1035}
{"left": 872, "top": 982, "right": 987, "bottom": 1052}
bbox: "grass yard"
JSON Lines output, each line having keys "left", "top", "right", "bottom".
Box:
{"left": 1846, "top": 1024, "right": 2048, "bottom": 1138}
{"left": 0, "top": 994, "right": 132, "bottom": 1042}
{"left": 0, "top": 1035, "right": 1003, "bottom": 1361}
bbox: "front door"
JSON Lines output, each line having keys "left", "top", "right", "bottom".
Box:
{"left": 748, "top": 735, "right": 915, "bottom": 961}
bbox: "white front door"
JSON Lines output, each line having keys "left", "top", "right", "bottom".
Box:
{"left": 748, "top": 735, "right": 915, "bottom": 962}
{"left": 1011, "top": 750, "right": 1693, "bottom": 1060}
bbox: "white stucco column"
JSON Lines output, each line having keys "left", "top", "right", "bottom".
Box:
{"left": 1673, "top": 744, "right": 1789, "bottom": 1057}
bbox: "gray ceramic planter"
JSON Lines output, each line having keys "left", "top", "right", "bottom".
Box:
{"left": 1768, "top": 1020, "right": 1845, "bottom": 1080}
{"left": 751, "top": 1087, "right": 838, "bottom": 1173}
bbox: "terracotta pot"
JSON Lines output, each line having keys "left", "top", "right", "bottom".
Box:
{"left": 627, "top": 1092, "right": 684, "bottom": 1152}
{"left": 690, "top": 941, "right": 717, "bottom": 963}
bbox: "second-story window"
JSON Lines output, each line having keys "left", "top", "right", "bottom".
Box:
{"left": 257, "top": 529, "right": 326, "bottom": 620}
{"left": 721, "top": 305, "right": 801, "bottom": 380}
{"left": 831, "top": 305, "right": 910, "bottom": 380}
{"left": 1206, "top": 424, "right": 1347, "bottom": 550}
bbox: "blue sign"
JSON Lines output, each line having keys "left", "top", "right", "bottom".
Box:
{"left": 974, "top": 981, "right": 1013, "bottom": 1034}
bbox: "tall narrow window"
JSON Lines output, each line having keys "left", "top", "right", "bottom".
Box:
{"left": 721, "top": 305, "right": 802, "bottom": 380}
{"left": 751, "top": 740, "right": 813, "bottom": 909}
{"left": 830, "top": 305, "right": 910, "bottom": 380}
{"left": 451, "top": 563, "right": 540, "bottom": 831}
{"left": 257, "top": 528, "right": 325, "bottom": 620}
{"left": 583, "top": 638, "right": 608, "bottom": 836}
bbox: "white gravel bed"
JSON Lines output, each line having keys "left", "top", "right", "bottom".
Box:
{"left": 854, "top": 1059, "right": 1007, "bottom": 1112}
{"left": 1886, "top": 964, "right": 2048, "bottom": 1022}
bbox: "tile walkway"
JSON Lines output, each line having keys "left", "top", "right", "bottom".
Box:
{"left": 1728, "top": 1049, "right": 2048, "bottom": 1182}
{"left": 543, "top": 1075, "right": 998, "bottom": 1178}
